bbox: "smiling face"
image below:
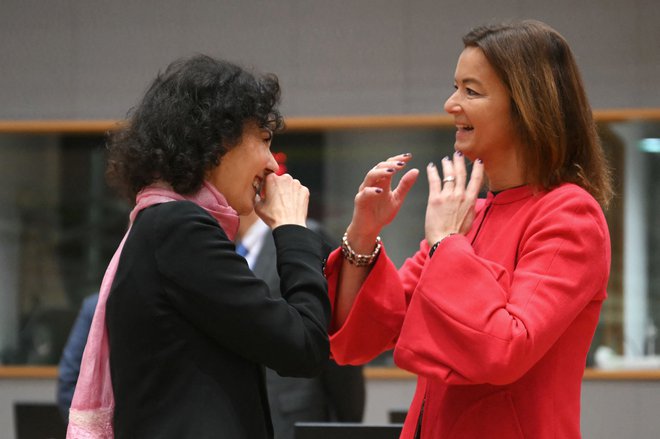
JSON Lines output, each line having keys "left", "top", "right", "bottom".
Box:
{"left": 206, "top": 121, "right": 279, "bottom": 215}
{"left": 444, "top": 47, "right": 523, "bottom": 168}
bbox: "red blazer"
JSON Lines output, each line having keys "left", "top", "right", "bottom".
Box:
{"left": 327, "top": 184, "right": 610, "bottom": 438}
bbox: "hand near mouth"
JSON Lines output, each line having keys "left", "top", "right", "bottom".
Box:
{"left": 254, "top": 173, "right": 309, "bottom": 229}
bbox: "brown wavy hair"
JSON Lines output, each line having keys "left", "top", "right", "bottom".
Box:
{"left": 463, "top": 20, "right": 612, "bottom": 207}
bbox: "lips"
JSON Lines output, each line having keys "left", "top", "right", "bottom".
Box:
{"left": 454, "top": 123, "right": 474, "bottom": 144}
{"left": 252, "top": 177, "right": 262, "bottom": 197}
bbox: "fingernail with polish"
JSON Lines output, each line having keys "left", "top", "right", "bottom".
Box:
{"left": 396, "top": 161, "right": 405, "bottom": 166}
{"left": 443, "top": 156, "right": 450, "bottom": 161}
{"left": 455, "top": 151, "right": 463, "bottom": 157}
{"left": 375, "top": 188, "right": 383, "bottom": 193}
{"left": 477, "top": 158, "right": 483, "bottom": 164}
{"left": 403, "top": 153, "right": 412, "bottom": 157}
{"left": 387, "top": 168, "right": 395, "bottom": 173}
{"left": 428, "top": 162, "right": 435, "bottom": 168}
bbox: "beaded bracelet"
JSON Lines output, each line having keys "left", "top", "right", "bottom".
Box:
{"left": 341, "top": 232, "right": 382, "bottom": 267}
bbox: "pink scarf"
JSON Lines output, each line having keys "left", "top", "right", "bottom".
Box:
{"left": 67, "top": 181, "right": 238, "bottom": 438}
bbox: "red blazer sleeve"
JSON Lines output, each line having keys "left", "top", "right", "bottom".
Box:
{"left": 326, "top": 245, "right": 407, "bottom": 365}
{"left": 394, "top": 190, "right": 610, "bottom": 385}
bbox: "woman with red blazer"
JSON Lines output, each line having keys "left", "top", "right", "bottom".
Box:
{"left": 328, "top": 20, "right": 612, "bottom": 439}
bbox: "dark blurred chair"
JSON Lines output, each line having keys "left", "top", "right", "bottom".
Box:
{"left": 14, "top": 403, "right": 67, "bottom": 439}
{"left": 388, "top": 408, "right": 408, "bottom": 424}
{"left": 17, "top": 308, "right": 77, "bottom": 365}
{"left": 295, "top": 422, "right": 402, "bottom": 439}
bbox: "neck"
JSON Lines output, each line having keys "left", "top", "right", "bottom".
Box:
{"left": 487, "top": 172, "right": 526, "bottom": 192}
{"left": 484, "top": 149, "right": 526, "bottom": 192}
{"left": 237, "top": 211, "right": 259, "bottom": 240}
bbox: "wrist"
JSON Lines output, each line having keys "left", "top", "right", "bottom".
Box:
{"left": 428, "top": 232, "right": 459, "bottom": 258}
{"left": 341, "top": 232, "right": 382, "bottom": 267}
{"left": 271, "top": 221, "right": 306, "bottom": 229}
{"left": 345, "top": 224, "right": 380, "bottom": 254}
{"left": 426, "top": 231, "right": 459, "bottom": 248}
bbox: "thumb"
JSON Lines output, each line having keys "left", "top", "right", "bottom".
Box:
{"left": 393, "top": 168, "right": 419, "bottom": 202}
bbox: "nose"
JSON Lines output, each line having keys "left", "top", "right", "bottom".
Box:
{"left": 267, "top": 152, "right": 279, "bottom": 174}
{"left": 444, "top": 90, "right": 460, "bottom": 115}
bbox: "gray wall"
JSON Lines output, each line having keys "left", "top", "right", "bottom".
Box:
{"left": 1, "top": 0, "right": 658, "bottom": 120}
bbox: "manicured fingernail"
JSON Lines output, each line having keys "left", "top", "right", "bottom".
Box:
{"left": 428, "top": 162, "right": 435, "bottom": 168}
{"left": 443, "top": 156, "right": 450, "bottom": 161}
{"left": 476, "top": 158, "right": 483, "bottom": 163}
{"left": 375, "top": 188, "right": 383, "bottom": 193}
{"left": 403, "top": 153, "right": 412, "bottom": 157}
{"left": 386, "top": 168, "right": 395, "bottom": 173}
{"left": 396, "top": 161, "right": 405, "bottom": 166}
{"left": 455, "top": 151, "right": 463, "bottom": 157}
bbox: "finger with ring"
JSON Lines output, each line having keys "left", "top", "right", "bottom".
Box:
{"left": 442, "top": 176, "right": 456, "bottom": 184}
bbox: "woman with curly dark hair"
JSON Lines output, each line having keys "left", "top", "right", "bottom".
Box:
{"left": 67, "top": 55, "right": 330, "bottom": 439}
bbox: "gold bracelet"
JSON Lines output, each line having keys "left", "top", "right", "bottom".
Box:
{"left": 341, "top": 232, "right": 382, "bottom": 267}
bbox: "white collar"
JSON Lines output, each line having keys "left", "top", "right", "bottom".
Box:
{"left": 239, "top": 218, "right": 270, "bottom": 270}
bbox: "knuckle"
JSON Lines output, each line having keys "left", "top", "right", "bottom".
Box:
{"left": 429, "top": 195, "right": 443, "bottom": 206}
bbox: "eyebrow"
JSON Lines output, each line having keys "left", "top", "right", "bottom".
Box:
{"left": 457, "top": 77, "right": 483, "bottom": 87}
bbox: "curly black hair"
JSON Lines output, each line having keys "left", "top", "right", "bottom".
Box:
{"left": 106, "top": 54, "right": 284, "bottom": 201}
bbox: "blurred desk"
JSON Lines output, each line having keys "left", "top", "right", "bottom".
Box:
{"left": 3, "top": 366, "right": 660, "bottom": 439}
{"left": 0, "top": 366, "right": 59, "bottom": 439}
{"left": 583, "top": 368, "right": 660, "bottom": 380}
{"left": 0, "top": 366, "right": 58, "bottom": 379}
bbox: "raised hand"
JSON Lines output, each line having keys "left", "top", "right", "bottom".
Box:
{"left": 425, "top": 152, "right": 484, "bottom": 246}
{"left": 345, "top": 153, "right": 419, "bottom": 253}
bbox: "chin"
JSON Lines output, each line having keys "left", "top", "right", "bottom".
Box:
{"left": 236, "top": 205, "right": 254, "bottom": 216}
{"left": 456, "top": 147, "right": 476, "bottom": 162}
{"left": 454, "top": 146, "right": 467, "bottom": 156}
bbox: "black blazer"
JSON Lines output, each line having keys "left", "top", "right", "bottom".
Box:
{"left": 106, "top": 201, "right": 330, "bottom": 439}
{"left": 254, "top": 225, "right": 365, "bottom": 439}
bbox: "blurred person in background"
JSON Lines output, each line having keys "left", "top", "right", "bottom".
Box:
{"left": 57, "top": 293, "right": 98, "bottom": 421}
{"left": 235, "top": 152, "right": 364, "bottom": 439}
